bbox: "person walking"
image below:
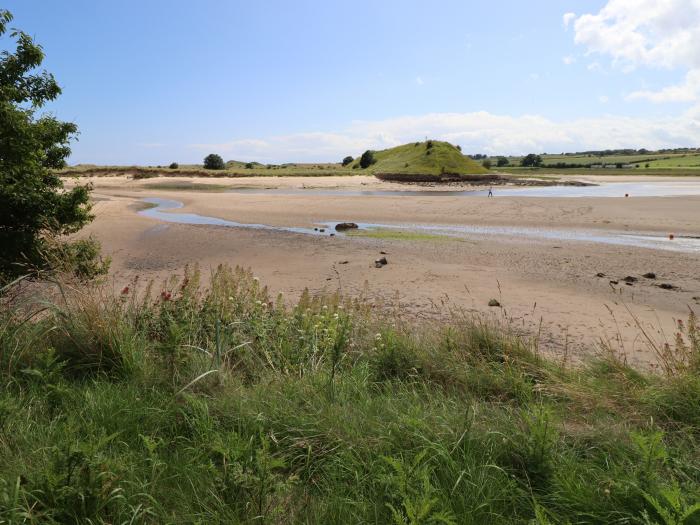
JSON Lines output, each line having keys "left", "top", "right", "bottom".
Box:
{"left": 488, "top": 187, "right": 493, "bottom": 198}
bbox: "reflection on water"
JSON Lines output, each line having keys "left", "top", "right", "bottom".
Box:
{"left": 227, "top": 182, "right": 700, "bottom": 198}
{"left": 138, "top": 197, "right": 700, "bottom": 254}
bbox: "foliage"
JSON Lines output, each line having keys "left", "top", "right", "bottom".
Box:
{"left": 169, "top": 162, "right": 178, "bottom": 169}
{"left": 496, "top": 156, "right": 510, "bottom": 167}
{"left": 521, "top": 154, "right": 544, "bottom": 167}
{"left": 1, "top": 267, "right": 699, "bottom": 522}
{"left": 342, "top": 155, "right": 354, "bottom": 166}
{"left": 203, "top": 153, "right": 225, "bottom": 170}
{"left": 360, "top": 150, "right": 377, "bottom": 169}
{"left": 0, "top": 9, "right": 93, "bottom": 281}
{"left": 482, "top": 159, "right": 492, "bottom": 169}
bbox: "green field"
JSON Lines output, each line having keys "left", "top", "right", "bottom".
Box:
{"left": 1, "top": 266, "right": 699, "bottom": 523}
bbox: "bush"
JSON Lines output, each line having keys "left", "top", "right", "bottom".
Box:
{"left": 521, "top": 154, "right": 543, "bottom": 167}
{"left": 359, "top": 150, "right": 376, "bottom": 169}
{"left": 245, "top": 162, "right": 254, "bottom": 169}
{"left": 49, "top": 237, "right": 111, "bottom": 281}
{"left": 426, "top": 140, "right": 434, "bottom": 149}
{"left": 497, "top": 157, "right": 510, "bottom": 167}
{"left": 482, "top": 159, "right": 492, "bottom": 169}
{"left": 169, "top": 162, "right": 179, "bottom": 169}
{"left": 342, "top": 156, "right": 354, "bottom": 166}
{"left": 203, "top": 154, "right": 225, "bottom": 170}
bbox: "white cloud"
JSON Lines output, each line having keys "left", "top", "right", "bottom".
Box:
{"left": 599, "top": 95, "right": 609, "bottom": 103}
{"left": 587, "top": 61, "right": 602, "bottom": 72}
{"left": 529, "top": 73, "right": 540, "bottom": 80}
{"left": 562, "top": 55, "right": 576, "bottom": 65}
{"left": 570, "top": 0, "right": 700, "bottom": 102}
{"left": 415, "top": 76, "right": 424, "bottom": 85}
{"left": 188, "top": 109, "right": 700, "bottom": 162}
{"left": 562, "top": 12, "right": 576, "bottom": 29}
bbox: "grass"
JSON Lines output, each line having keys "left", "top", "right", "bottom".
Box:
{"left": 140, "top": 181, "right": 231, "bottom": 192}
{"left": 348, "top": 229, "right": 457, "bottom": 242}
{"left": 348, "top": 141, "right": 488, "bottom": 179}
{"left": 1, "top": 265, "right": 699, "bottom": 523}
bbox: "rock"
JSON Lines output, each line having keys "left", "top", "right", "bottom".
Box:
{"left": 609, "top": 280, "right": 619, "bottom": 285}
{"left": 642, "top": 272, "right": 657, "bottom": 279}
{"left": 377, "top": 257, "right": 387, "bottom": 265}
{"left": 319, "top": 228, "right": 325, "bottom": 233}
{"left": 625, "top": 282, "right": 633, "bottom": 286}
{"left": 596, "top": 272, "right": 606, "bottom": 278}
{"left": 314, "top": 227, "right": 318, "bottom": 231}
{"left": 657, "top": 283, "right": 678, "bottom": 290}
{"left": 330, "top": 233, "right": 335, "bottom": 237}
{"left": 622, "top": 276, "right": 638, "bottom": 283}
{"left": 335, "top": 222, "right": 358, "bottom": 231}
{"left": 338, "top": 260, "right": 349, "bottom": 264}
{"left": 488, "top": 299, "right": 501, "bottom": 307}
{"left": 374, "top": 257, "right": 388, "bottom": 268}
{"left": 380, "top": 251, "right": 387, "bottom": 255}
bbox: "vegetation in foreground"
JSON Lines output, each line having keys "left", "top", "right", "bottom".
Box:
{"left": 1, "top": 265, "right": 699, "bottom": 524}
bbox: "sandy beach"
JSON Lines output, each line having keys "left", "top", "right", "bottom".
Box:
{"left": 67, "top": 174, "right": 700, "bottom": 366}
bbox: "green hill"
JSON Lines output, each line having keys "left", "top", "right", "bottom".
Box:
{"left": 349, "top": 141, "right": 490, "bottom": 180}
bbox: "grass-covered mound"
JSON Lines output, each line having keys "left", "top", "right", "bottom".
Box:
{"left": 349, "top": 141, "right": 491, "bottom": 181}
{"left": 1, "top": 267, "right": 699, "bottom": 523}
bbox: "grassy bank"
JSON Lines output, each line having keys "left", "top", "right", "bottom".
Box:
{"left": 1, "top": 266, "right": 699, "bottom": 523}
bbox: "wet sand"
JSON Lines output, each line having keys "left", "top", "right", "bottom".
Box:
{"left": 67, "top": 174, "right": 700, "bottom": 366}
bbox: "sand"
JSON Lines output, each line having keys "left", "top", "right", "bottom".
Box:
{"left": 65, "top": 174, "right": 700, "bottom": 367}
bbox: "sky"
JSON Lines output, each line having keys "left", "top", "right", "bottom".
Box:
{"left": 3, "top": 0, "right": 700, "bottom": 164}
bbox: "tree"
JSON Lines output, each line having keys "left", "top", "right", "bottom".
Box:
{"left": 169, "top": 162, "right": 179, "bottom": 169}
{"left": 359, "top": 150, "right": 376, "bottom": 169}
{"left": 203, "top": 153, "right": 225, "bottom": 170}
{"left": 482, "top": 159, "right": 492, "bottom": 169}
{"left": 521, "top": 153, "right": 543, "bottom": 167}
{"left": 0, "top": 9, "right": 98, "bottom": 280}
{"left": 341, "top": 155, "right": 354, "bottom": 166}
{"left": 496, "top": 157, "right": 510, "bottom": 167}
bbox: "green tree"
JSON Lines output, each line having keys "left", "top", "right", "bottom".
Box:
{"left": 341, "top": 155, "right": 354, "bottom": 166}
{"left": 203, "top": 153, "right": 225, "bottom": 170}
{"left": 496, "top": 156, "right": 510, "bottom": 167}
{"left": 521, "top": 153, "right": 543, "bottom": 167}
{"left": 169, "top": 162, "right": 179, "bottom": 169}
{"left": 482, "top": 159, "right": 492, "bottom": 169}
{"left": 0, "top": 10, "right": 96, "bottom": 280}
{"left": 359, "top": 150, "right": 376, "bottom": 169}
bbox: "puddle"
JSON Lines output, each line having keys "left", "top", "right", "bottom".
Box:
{"left": 226, "top": 182, "right": 700, "bottom": 198}
{"left": 138, "top": 197, "right": 700, "bottom": 254}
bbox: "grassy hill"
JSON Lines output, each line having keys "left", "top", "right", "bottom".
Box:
{"left": 349, "top": 141, "right": 490, "bottom": 180}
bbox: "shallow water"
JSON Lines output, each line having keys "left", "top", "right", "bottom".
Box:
{"left": 138, "top": 197, "right": 700, "bottom": 254}
{"left": 226, "top": 181, "right": 700, "bottom": 198}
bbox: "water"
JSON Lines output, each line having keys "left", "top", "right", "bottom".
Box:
{"left": 138, "top": 197, "right": 700, "bottom": 254}
{"left": 226, "top": 181, "right": 700, "bottom": 198}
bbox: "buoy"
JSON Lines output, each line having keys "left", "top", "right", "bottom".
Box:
{"left": 669, "top": 233, "right": 675, "bottom": 240}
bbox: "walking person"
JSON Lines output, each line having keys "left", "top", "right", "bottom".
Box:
{"left": 488, "top": 186, "right": 493, "bottom": 198}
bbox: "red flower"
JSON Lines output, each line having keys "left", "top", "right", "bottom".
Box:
{"left": 121, "top": 286, "right": 129, "bottom": 295}
{"left": 161, "top": 291, "right": 172, "bottom": 301}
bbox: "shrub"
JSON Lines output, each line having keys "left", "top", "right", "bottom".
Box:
{"left": 169, "top": 162, "right": 179, "bottom": 169}
{"left": 342, "top": 156, "right": 354, "bottom": 166}
{"left": 245, "top": 163, "right": 254, "bottom": 169}
{"left": 521, "top": 154, "right": 543, "bottom": 167}
{"left": 0, "top": 9, "right": 91, "bottom": 281}
{"left": 426, "top": 140, "right": 434, "bottom": 149}
{"left": 49, "top": 237, "right": 111, "bottom": 281}
{"left": 482, "top": 159, "right": 492, "bottom": 169}
{"left": 359, "top": 150, "right": 376, "bottom": 169}
{"left": 497, "top": 157, "right": 510, "bottom": 167}
{"left": 203, "top": 154, "right": 225, "bottom": 170}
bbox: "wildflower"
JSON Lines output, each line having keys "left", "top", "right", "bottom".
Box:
{"left": 160, "top": 291, "right": 172, "bottom": 301}
{"left": 322, "top": 305, "right": 328, "bottom": 310}
{"left": 228, "top": 296, "right": 234, "bottom": 301}
{"left": 253, "top": 277, "right": 259, "bottom": 282}
{"left": 375, "top": 333, "right": 382, "bottom": 340}
{"left": 121, "top": 286, "right": 129, "bottom": 295}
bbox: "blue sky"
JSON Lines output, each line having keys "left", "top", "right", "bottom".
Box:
{"left": 4, "top": 0, "right": 700, "bottom": 163}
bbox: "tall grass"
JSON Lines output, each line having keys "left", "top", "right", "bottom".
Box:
{"left": 0, "top": 265, "right": 698, "bottom": 523}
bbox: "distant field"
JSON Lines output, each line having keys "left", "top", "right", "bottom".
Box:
{"left": 59, "top": 164, "right": 355, "bottom": 178}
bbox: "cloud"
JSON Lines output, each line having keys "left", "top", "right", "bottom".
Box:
{"left": 598, "top": 95, "right": 609, "bottom": 103}
{"left": 562, "top": 12, "right": 576, "bottom": 29}
{"left": 415, "top": 76, "right": 424, "bottom": 85}
{"left": 587, "top": 61, "right": 602, "bottom": 72}
{"left": 187, "top": 109, "right": 700, "bottom": 162}
{"left": 570, "top": 0, "right": 700, "bottom": 102}
{"left": 562, "top": 55, "right": 576, "bottom": 65}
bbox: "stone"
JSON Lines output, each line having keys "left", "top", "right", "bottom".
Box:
{"left": 335, "top": 222, "right": 359, "bottom": 231}
{"left": 488, "top": 299, "right": 501, "bottom": 307}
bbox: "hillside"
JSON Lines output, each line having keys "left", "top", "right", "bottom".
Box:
{"left": 349, "top": 141, "right": 490, "bottom": 180}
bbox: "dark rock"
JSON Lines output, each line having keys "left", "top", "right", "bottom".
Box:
{"left": 596, "top": 272, "right": 606, "bottom": 278}
{"left": 319, "top": 228, "right": 325, "bottom": 233}
{"left": 377, "top": 257, "right": 387, "bottom": 265}
{"left": 335, "top": 222, "right": 358, "bottom": 231}
{"left": 380, "top": 251, "right": 387, "bottom": 255}
{"left": 657, "top": 283, "right": 678, "bottom": 290}
{"left": 488, "top": 299, "right": 501, "bottom": 307}
{"left": 625, "top": 282, "right": 633, "bottom": 286}
{"left": 330, "top": 233, "right": 335, "bottom": 237}
{"left": 338, "top": 260, "right": 349, "bottom": 264}
{"left": 314, "top": 227, "right": 318, "bottom": 231}
{"left": 622, "top": 276, "right": 638, "bottom": 283}
{"left": 374, "top": 257, "right": 388, "bottom": 268}
{"left": 642, "top": 272, "right": 657, "bottom": 279}
{"left": 609, "top": 280, "right": 619, "bottom": 285}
